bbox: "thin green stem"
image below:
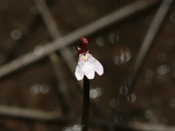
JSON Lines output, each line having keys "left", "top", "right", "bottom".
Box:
{"left": 82, "top": 76, "right": 90, "bottom": 131}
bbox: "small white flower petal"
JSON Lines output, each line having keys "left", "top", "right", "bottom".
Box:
{"left": 75, "top": 51, "right": 104, "bottom": 80}
{"left": 81, "top": 61, "right": 94, "bottom": 79}
{"left": 85, "top": 70, "right": 95, "bottom": 79}
{"left": 94, "top": 58, "right": 104, "bottom": 76}
{"left": 75, "top": 64, "right": 84, "bottom": 80}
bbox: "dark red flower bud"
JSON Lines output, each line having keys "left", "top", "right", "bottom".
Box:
{"left": 76, "top": 36, "right": 89, "bottom": 54}
{"left": 80, "top": 36, "right": 88, "bottom": 47}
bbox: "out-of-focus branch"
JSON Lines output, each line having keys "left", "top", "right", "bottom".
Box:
{"left": 34, "top": 0, "right": 62, "bottom": 39}
{"left": 35, "top": 0, "right": 77, "bottom": 74}
{"left": 34, "top": 0, "right": 71, "bottom": 114}
{"left": 127, "top": 121, "right": 175, "bottom": 131}
{"left": 0, "top": 0, "right": 159, "bottom": 79}
{"left": 128, "top": 0, "right": 173, "bottom": 93}
{"left": 0, "top": 105, "right": 68, "bottom": 122}
{"left": 34, "top": 0, "right": 77, "bottom": 86}
{"left": 0, "top": 105, "right": 173, "bottom": 131}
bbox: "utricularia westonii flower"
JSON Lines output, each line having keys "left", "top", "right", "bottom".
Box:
{"left": 75, "top": 36, "right": 104, "bottom": 81}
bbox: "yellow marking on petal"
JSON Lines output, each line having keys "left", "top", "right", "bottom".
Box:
{"left": 79, "top": 54, "right": 91, "bottom": 61}
{"left": 81, "top": 55, "right": 88, "bottom": 60}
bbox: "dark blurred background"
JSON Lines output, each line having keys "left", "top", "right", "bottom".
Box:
{"left": 0, "top": 0, "right": 175, "bottom": 130}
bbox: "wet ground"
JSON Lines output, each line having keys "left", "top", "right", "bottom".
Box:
{"left": 0, "top": 0, "right": 175, "bottom": 131}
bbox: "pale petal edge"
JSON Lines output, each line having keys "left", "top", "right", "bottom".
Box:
{"left": 75, "top": 65, "right": 84, "bottom": 81}
{"left": 85, "top": 70, "right": 95, "bottom": 80}
{"left": 94, "top": 59, "right": 104, "bottom": 76}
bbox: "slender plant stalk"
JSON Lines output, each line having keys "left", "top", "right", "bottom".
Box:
{"left": 82, "top": 76, "right": 90, "bottom": 131}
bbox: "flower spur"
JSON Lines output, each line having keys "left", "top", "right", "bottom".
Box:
{"left": 75, "top": 37, "right": 104, "bottom": 80}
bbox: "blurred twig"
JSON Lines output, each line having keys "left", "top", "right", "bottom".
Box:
{"left": 0, "top": 105, "right": 68, "bottom": 122}
{"left": 128, "top": 0, "right": 173, "bottom": 93}
{"left": 34, "top": 0, "right": 78, "bottom": 89}
{"left": 117, "top": 0, "right": 173, "bottom": 123}
{"left": 127, "top": 121, "right": 175, "bottom": 131}
{"left": 0, "top": 105, "right": 174, "bottom": 131}
{"left": 34, "top": 0, "right": 71, "bottom": 114}
{"left": 0, "top": 0, "right": 159, "bottom": 79}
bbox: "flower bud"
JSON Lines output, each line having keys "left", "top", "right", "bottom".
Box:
{"left": 80, "top": 36, "right": 88, "bottom": 47}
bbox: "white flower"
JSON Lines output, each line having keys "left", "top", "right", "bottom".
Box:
{"left": 75, "top": 51, "right": 104, "bottom": 80}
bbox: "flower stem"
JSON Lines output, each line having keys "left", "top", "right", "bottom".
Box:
{"left": 82, "top": 76, "right": 90, "bottom": 131}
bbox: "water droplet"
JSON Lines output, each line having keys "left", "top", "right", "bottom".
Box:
{"left": 120, "top": 52, "right": 131, "bottom": 62}
{"left": 72, "top": 124, "right": 82, "bottom": 131}
{"left": 63, "top": 127, "right": 72, "bottom": 131}
{"left": 10, "top": 29, "right": 22, "bottom": 40}
{"left": 119, "top": 86, "right": 128, "bottom": 95}
{"left": 114, "top": 48, "right": 132, "bottom": 65}
{"left": 30, "top": 84, "right": 40, "bottom": 96}
{"left": 127, "top": 93, "right": 137, "bottom": 103}
{"left": 33, "top": 46, "right": 44, "bottom": 56}
{"left": 145, "top": 109, "right": 153, "bottom": 119}
{"left": 169, "top": 13, "right": 175, "bottom": 24}
{"left": 109, "top": 33, "right": 119, "bottom": 44}
{"left": 96, "top": 36, "right": 105, "bottom": 46}
{"left": 169, "top": 98, "right": 175, "bottom": 108}
{"left": 40, "top": 84, "right": 50, "bottom": 94}
{"left": 63, "top": 124, "right": 82, "bottom": 131}
{"left": 90, "top": 88, "right": 102, "bottom": 99}
{"left": 145, "top": 69, "right": 153, "bottom": 79}
{"left": 0, "top": 0, "right": 8, "bottom": 10}
{"left": 30, "top": 84, "right": 49, "bottom": 96}
{"left": 157, "top": 64, "right": 170, "bottom": 75}
{"left": 113, "top": 56, "right": 121, "bottom": 65}
{"left": 77, "top": 5, "right": 88, "bottom": 16}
